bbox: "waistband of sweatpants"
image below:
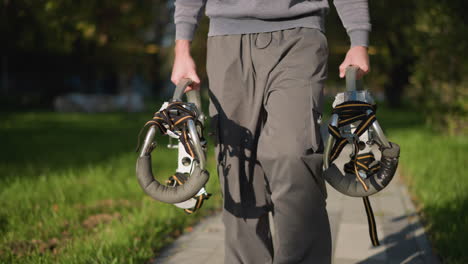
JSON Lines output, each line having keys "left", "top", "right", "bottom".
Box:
{"left": 208, "top": 14, "right": 325, "bottom": 37}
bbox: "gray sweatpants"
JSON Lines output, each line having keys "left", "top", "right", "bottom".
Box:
{"left": 207, "top": 27, "right": 331, "bottom": 264}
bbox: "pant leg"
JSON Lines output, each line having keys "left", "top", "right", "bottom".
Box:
{"left": 255, "top": 28, "right": 332, "bottom": 264}
{"left": 207, "top": 34, "right": 274, "bottom": 264}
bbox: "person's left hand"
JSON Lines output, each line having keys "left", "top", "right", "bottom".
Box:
{"left": 339, "top": 46, "right": 370, "bottom": 79}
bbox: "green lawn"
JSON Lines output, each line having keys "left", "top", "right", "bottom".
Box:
{"left": 0, "top": 112, "right": 221, "bottom": 263}
{"left": 1, "top": 103, "right": 466, "bottom": 263}
{"left": 377, "top": 106, "right": 468, "bottom": 264}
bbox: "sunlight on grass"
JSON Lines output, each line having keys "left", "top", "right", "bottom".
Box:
{"left": 1, "top": 105, "right": 466, "bottom": 263}
{"left": 391, "top": 131, "right": 467, "bottom": 263}
{"left": 378, "top": 107, "right": 468, "bottom": 263}
{"left": 0, "top": 112, "right": 221, "bottom": 263}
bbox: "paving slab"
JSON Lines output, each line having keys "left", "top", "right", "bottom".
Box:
{"left": 154, "top": 171, "right": 440, "bottom": 264}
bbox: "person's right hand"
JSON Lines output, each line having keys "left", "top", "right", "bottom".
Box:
{"left": 171, "top": 40, "right": 201, "bottom": 92}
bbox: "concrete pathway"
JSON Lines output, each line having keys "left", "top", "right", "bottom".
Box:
{"left": 154, "top": 170, "right": 440, "bottom": 264}
{"left": 155, "top": 121, "right": 439, "bottom": 264}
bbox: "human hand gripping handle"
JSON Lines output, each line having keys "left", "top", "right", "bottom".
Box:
{"left": 345, "top": 65, "right": 364, "bottom": 91}
{"left": 339, "top": 46, "right": 370, "bottom": 80}
{"left": 173, "top": 78, "right": 194, "bottom": 101}
{"left": 171, "top": 40, "right": 201, "bottom": 93}
{"left": 136, "top": 61, "right": 208, "bottom": 204}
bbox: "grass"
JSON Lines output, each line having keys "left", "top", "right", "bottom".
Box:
{"left": 0, "top": 111, "right": 221, "bottom": 263}
{"left": 0, "top": 101, "right": 466, "bottom": 263}
{"left": 376, "top": 105, "right": 468, "bottom": 264}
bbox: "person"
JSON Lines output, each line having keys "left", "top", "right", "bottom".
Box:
{"left": 171, "top": 1, "right": 370, "bottom": 263}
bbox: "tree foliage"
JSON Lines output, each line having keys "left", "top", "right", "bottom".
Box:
{"left": 1, "top": 0, "right": 169, "bottom": 105}
{"left": 407, "top": 0, "right": 468, "bottom": 133}
{"left": 1, "top": 0, "right": 467, "bottom": 133}
{"left": 366, "top": 0, "right": 467, "bottom": 133}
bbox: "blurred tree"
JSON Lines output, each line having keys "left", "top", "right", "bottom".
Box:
{"left": 407, "top": 0, "right": 468, "bottom": 133}
{"left": 0, "top": 0, "right": 170, "bottom": 107}
{"left": 1, "top": 0, "right": 467, "bottom": 133}
{"left": 353, "top": 0, "right": 467, "bottom": 133}
{"left": 369, "top": 0, "right": 416, "bottom": 108}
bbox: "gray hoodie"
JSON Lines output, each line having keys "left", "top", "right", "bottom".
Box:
{"left": 174, "top": 0, "right": 371, "bottom": 47}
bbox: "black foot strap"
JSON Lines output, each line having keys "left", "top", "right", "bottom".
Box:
{"left": 363, "top": 196, "right": 380, "bottom": 246}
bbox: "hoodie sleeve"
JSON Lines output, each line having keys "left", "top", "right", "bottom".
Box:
{"left": 333, "top": 0, "right": 371, "bottom": 47}
{"left": 174, "top": 0, "right": 207, "bottom": 40}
